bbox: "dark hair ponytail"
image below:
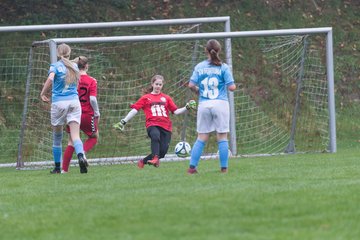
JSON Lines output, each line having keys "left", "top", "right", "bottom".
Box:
{"left": 73, "top": 56, "right": 88, "bottom": 70}
{"left": 206, "top": 39, "right": 222, "bottom": 66}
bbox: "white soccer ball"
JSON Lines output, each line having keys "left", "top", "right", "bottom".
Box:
{"left": 174, "top": 141, "right": 191, "bottom": 158}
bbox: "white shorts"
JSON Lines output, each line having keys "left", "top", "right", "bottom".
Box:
{"left": 196, "top": 99, "right": 230, "bottom": 134}
{"left": 51, "top": 99, "right": 82, "bottom": 126}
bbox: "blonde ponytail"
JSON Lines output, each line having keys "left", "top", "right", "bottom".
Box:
{"left": 57, "top": 43, "right": 79, "bottom": 85}
{"left": 61, "top": 56, "right": 79, "bottom": 85}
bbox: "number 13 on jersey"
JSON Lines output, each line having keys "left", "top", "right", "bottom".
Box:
{"left": 201, "top": 77, "right": 219, "bottom": 99}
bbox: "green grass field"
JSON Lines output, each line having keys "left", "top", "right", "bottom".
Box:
{"left": 1, "top": 148, "right": 360, "bottom": 240}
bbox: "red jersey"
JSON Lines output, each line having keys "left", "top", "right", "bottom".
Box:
{"left": 130, "top": 92, "right": 178, "bottom": 132}
{"left": 78, "top": 74, "right": 98, "bottom": 115}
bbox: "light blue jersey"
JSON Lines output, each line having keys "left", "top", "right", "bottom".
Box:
{"left": 49, "top": 61, "right": 79, "bottom": 103}
{"left": 189, "top": 60, "right": 234, "bottom": 102}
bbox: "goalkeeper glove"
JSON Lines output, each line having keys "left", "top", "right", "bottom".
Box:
{"left": 185, "top": 100, "right": 197, "bottom": 110}
{"left": 113, "top": 119, "right": 126, "bottom": 131}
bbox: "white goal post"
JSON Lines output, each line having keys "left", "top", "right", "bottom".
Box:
{"left": 18, "top": 27, "right": 335, "bottom": 169}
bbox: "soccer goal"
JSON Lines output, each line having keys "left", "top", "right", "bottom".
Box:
{"left": 0, "top": 16, "right": 231, "bottom": 167}
{"left": 16, "top": 27, "right": 336, "bottom": 169}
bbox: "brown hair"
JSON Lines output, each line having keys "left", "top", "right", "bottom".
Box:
{"left": 206, "top": 39, "right": 222, "bottom": 66}
{"left": 73, "top": 56, "right": 88, "bottom": 70}
{"left": 57, "top": 43, "right": 79, "bottom": 85}
{"left": 142, "top": 75, "right": 164, "bottom": 94}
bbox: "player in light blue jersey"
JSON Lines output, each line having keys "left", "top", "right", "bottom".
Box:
{"left": 40, "top": 43, "right": 88, "bottom": 174}
{"left": 187, "top": 39, "right": 236, "bottom": 174}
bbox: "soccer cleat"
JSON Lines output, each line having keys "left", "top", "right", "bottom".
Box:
{"left": 137, "top": 159, "right": 145, "bottom": 169}
{"left": 78, "top": 155, "right": 88, "bottom": 174}
{"left": 220, "top": 167, "right": 228, "bottom": 173}
{"left": 187, "top": 168, "right": 198, "bottom": 174}
{"left": 148, "top": 155, "right": 160, "bottom": 168}
{"left": 61, "top": 170, "right": 68, "bottom": 174}
{"left": 50, "top": 168, "right": 61, "bottom": 174}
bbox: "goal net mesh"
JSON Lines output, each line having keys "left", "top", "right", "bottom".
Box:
{"left": 17, "top": 33, "right": 330, "bottom": 168}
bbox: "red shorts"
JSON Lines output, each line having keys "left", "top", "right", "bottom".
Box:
{"left": 66, "top": 114, "right": 98, "bottom": 137}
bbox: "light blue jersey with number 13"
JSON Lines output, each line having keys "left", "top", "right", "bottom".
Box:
{"left": 189, "top": 60, "right": 234, "bottom": 102}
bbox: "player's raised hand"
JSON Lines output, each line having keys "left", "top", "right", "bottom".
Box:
{"left": 185, "top": 100, "right": 197, "bottom": 110}
{"left": 113, "top": 119, "right": 126, "bottom": 131}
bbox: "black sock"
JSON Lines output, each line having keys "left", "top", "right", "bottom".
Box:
{"left": 143, "top": 154, "right": 153, "bottom": 164}
{"left": 190, "top": 165, "right": 196, "bottom": 169}
{"left": 55, "top": 162, "right": 61, "bottom": 170}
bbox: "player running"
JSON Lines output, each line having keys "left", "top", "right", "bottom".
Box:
{"left": 62, "top": 56, "right": 100, "bottom": 173}
{"left": 40, "top": 43, "right": 88, "bottom": 174}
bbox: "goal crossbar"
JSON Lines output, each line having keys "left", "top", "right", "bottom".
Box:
{"left": 0, "top": 16, "right": 230, "bottom": 32}
{"left": 33, "top": 27, "right": 332, "bottom": 44}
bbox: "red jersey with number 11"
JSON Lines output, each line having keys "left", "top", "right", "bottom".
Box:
{"left": 78, "top": 74, "right": 98, "bottom": 115}
{"left": 130, "top": 92, "right": 178, "bottom": 132}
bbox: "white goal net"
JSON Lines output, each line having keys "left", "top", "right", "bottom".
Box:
{"left": 17, "top": 29, "right": 335, "bottom": 168}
